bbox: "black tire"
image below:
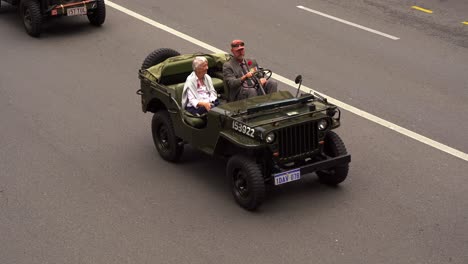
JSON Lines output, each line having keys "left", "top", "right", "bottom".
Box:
{"left": 227, "top": 155, "right": 266, "bottom": 211}
{"left": 141, "top": 48, "right": 180, "bottom": 70}
{"left": 21, "top": 0, "right": 42, "bottom": 37}
{"left": 87, "top": 0, "right": 106, "bottom": 26}
{"left": 316, "top": 131, "right": 349, "bottom": 185}
{"left": 151, "top": 111, "right": 183, "bottom": 162}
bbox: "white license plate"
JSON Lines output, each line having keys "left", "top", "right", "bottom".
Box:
{"left": 273, "top": 168, "right": 301, "bottom": 186}
{"left": 67, "top": 7, "right": 87, "bottom": 16}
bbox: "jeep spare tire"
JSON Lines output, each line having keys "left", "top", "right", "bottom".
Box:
{"left": 141, "top": 48, "right": 181, "bottom": 70}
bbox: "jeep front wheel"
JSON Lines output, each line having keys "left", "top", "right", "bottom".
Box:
{"left": 21, "top": 0, "right": 42, "bottom": 37}
{"left": 316, "top": 131, "right": 349, "bottom": 185}
{"left": 227, "top": 155, "right": 265, "bottom": 211}
{"left": 152, "top": 111, "right": 183, "bottom": 162}
{"left": 87, "top": 0, "right": 106, "bottom": 26}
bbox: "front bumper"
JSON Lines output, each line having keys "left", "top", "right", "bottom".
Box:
{"left": 299, "top": 154, "right": 351, "bottom": 175}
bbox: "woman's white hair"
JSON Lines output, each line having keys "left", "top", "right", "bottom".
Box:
{"left": 192, "top": 56, "right": 208, "bottom": 70}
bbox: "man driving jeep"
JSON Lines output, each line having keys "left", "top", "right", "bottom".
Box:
{"left": 222, "top": 39, "right": 277, "bottom": 101}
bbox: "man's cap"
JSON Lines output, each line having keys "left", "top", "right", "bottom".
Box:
{"left": 231, "top": 39, "right": 245, "bottom": 51}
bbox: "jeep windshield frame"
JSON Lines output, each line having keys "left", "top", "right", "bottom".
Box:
{"left": 246, "top": 94, "right": 314, "bottom": 115}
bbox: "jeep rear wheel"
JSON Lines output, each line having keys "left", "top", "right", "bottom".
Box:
{"left": 227, "top": 155, "right": 265, "bottom": 211}
{"left": 141, "top": 48, "right": 180, "bottom": 70}
{"left": 87, "top": 0, "right": 106, "bottom": 26}
{"left": 21, "top": 0, "right": 42, "bottom": 37}
{"left": 152, "top": 111, "right": 183, "bottom": 162}
{"left": 316, "top": 131, "right": 349, "bottom": 185}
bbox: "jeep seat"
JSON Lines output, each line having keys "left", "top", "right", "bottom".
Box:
{"left": 165, "top": 83, "right": 204, "bottom": 128}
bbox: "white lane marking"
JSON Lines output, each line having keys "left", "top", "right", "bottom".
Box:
{"left": 106, "top": 1, "right": 225, "bottom": 54}
{"left": 297, "top": 5, "right": 400, "bottom": 40}
{"left": 275, "top": 75, "right": 468, "bottom": 161}
{"left": 106, "top": 1, "right": 467, "bottom": 162}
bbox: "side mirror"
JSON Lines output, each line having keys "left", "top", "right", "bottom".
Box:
{"left": 294, "top": 75, "right": 303, "bottom": 98}
{"left": 295, "top": 75, "right": 302, "bottom": 84}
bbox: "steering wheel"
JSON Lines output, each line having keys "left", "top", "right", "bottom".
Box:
{"left": 250, "top": 69, "right": 272, "bottom": 95}
{"left": 253, "top": 68, "right": 272, "bottom": 80}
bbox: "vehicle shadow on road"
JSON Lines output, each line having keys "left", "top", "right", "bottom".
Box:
{"left": 176, "top": 145, "right": 229, "bottom": 192}
{"left": 263, "top": 175, "right": 349, "bottom": 214}
{"left": 40, "top": 17, "right": 104, "bottom": 38}
{"left": 0, "top": 6, "right": 21, "bottom": 23}
{"left": 0, "top": 5, "right": 15, "bottom": 13}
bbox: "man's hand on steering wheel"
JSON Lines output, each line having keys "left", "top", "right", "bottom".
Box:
{"left": 253, "top": 69, "right": 272, "bottom": 81}
{"left": 241, "top": 71, "right": 253, "bottom": 81}
{"left": 243, "top": 69, "right": 272, "bottom": 87}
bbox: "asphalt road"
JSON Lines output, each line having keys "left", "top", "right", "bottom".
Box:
{"left": 0, "top": 1, "right": 467, "bottom": 263}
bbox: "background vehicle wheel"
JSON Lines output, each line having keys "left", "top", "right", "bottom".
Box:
{"left": 21, "top": 0, "right": 42, "bottom": 37}
{"left": 152, "top": 111, "right": 183, "bottom": 162}
{"left": 316, "top": 131, "right": 349, "bottom": 185}
{"left": 87, "top": 0, "right": 105, "bottom": 26}
{"left": 141, "top": 48, "right": 180, "bottom": 70}
{"left": 227, "top": 155, "right": 265, "bottom": 211}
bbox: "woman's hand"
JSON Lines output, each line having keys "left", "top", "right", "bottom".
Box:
{"left": 198, "top": 101, "right": 211, "bottom": 111}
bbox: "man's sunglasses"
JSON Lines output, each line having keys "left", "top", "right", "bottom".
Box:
{"left": 231, "top": 42, "right": 245, "bottom": 48}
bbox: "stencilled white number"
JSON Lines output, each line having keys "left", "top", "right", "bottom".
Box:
{"left": 248, "top": 128, "right": 255, "bottom": 137}
{"left": 231, "top": 121, "right": 255, "bottom": 138}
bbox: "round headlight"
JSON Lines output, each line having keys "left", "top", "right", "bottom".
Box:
{"left": 318, "top": 119, "right": 328, "bottom": 131}
{"left": 265, "top": 132, "right": 276, "bottom": 143}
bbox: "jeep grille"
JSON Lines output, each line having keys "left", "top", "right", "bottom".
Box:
{"left": 277, "top": 122, "right": 318, "bottom": 160}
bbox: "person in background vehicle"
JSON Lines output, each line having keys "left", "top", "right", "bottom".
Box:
{"left": 182, "top": 56, "right": 219, "bottom": 115}
{"left": 223, "top": 39, "right": 278, "bottom": 101}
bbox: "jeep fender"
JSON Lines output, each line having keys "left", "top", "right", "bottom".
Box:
{"left": 213, "top": 132, "right": 265, "bottom": 157}
{"left": 140, "top": 83, "right": 177, "bottom": 113}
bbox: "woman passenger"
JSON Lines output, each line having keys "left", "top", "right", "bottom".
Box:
{"left": 182, "top": 56, "right": 219, "bottom": 116}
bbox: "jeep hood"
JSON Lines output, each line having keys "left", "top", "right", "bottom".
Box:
{"left": 213, "top": 91, "right": 330, "bottom": 128}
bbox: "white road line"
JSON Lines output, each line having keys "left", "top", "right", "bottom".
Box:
{"left": 106, "top": 1, "right": 467, "bottom": 162}
{"left": 297, "top": 5, "right": 400, "bottom": 40}
{"left": 106, "top": 1, "right": 225, "bottom": 54}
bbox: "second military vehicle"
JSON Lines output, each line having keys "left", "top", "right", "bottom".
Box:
{"left": 0, "top": 0, "right": 105, "bottom": 37}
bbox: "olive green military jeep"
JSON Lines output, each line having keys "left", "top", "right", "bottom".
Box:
{"left": 137, "top": 48, "right": 351, "bottom": 211}
{"left": 0, "top": 0, "right": 105, "bottom": 37}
